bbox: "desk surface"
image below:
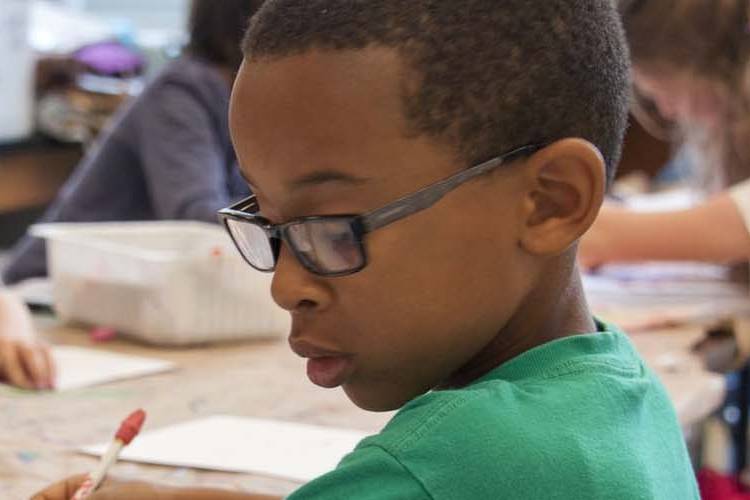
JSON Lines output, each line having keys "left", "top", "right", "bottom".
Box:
{"left": 1, "top": 324, "right": 725, "bottom": 499}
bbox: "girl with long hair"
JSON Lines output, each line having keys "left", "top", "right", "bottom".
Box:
{"left": 581, "top": 0, "right": 750, "bottom": 267}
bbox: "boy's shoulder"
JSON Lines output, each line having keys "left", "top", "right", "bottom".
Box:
{"left": 344, "top": 330, "right": 698, "bottom": 500}
{"left": 290, "top": 330, "right": 699, "bottom": 499}
{"left": 367, "top": 330, "right": 641, "bottom": 449}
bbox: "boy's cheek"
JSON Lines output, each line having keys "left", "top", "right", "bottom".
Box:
{"left": 341, "top": 351, "right": 439, "bottom": 411}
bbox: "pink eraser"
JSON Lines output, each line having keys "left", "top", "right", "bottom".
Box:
{"left": 115, "top": 409, "right": 146, "bottom": 445}
{"left": 90, "top": 327, "right": 117, "bottom": 342}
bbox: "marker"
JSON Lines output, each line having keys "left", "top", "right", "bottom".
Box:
{"left": 71, "top": 409, "right": 147, "bottom": 500}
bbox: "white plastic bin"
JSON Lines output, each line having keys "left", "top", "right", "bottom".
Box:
{"left": 32, "top": 221, "right": 289, "bottom": 345}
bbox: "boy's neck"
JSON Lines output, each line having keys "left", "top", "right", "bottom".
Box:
{"left": 440, "top": 266, "right": 595, "bottom": 389}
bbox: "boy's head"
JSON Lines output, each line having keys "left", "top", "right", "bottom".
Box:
{"left": 229, "top": 0, "right": 629, "bottom": 411}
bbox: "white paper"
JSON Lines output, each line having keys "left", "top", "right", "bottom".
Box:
{"left": 52, "top": 346, "right": 176, "bottom": 391}
{"left": 80, "top": 415, "right": 368, "bottom": 482}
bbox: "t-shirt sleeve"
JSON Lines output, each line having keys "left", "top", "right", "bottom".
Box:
{"left": 286, "top": 445, "right": 431, "bottom": 500}
{"left": 729, "top": 178, "right": 750, "bottom": 235}
{"left": 137, "top": 82, "right": 231, "bottom": 223}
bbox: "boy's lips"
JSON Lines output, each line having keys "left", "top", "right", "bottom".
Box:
{"left": 306, "top": 356, "right": 353, "bottom": 388}
{"left": 289, "top": 339, "right": 354, "bottom": 388}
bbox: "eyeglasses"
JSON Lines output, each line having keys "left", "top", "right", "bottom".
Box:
{"left": 218, "top": 143, "right": 543, "bottom": 277}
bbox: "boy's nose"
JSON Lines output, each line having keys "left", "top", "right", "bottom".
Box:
{"left": 270, "top": 244, "right": 333, "bottom": 313}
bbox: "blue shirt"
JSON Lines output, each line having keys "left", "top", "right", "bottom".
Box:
{"left": 3, "top": 54, "right": 249, "bottom": 284}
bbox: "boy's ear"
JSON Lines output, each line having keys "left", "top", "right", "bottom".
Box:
{"left": 518, "top": 139, "right": 606, "bottom": 256}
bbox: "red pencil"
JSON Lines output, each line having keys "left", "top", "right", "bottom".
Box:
{"left": 71, "top": 409, "right": 147, "bottom": 500}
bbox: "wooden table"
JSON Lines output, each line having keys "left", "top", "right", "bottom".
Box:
{"left": 1, "top": 322, "right": 724, "bottom": 499}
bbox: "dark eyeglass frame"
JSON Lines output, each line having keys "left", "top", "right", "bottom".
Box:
{"left": 218, "top": 143, "right": 544, "bottom": 277}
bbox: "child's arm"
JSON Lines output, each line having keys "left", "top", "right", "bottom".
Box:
{"left": 0, "top": 291, "right": 54, "bottom": 389}
{"left": 31, "top": 475, "right": 282, "bottom": 500}
{"left": 140, "top": 82, "right": 238, "bottom": 224}
{"left": 579, "top": 192, "right": 750, "bottom": 268}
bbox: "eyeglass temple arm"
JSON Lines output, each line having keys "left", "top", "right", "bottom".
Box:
{"left": 362, "top": 145, "right": 540, "bottom": 232}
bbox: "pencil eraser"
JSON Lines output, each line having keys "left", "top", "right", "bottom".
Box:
{"left": 115, "top": 409, "right": 146, "bottom": 445}
{"left": 90, "top": 326, "right": 117, "bottom": 343}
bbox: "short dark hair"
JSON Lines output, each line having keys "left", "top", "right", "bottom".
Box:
{"left": 187, "top": 0, "right": 265, "bottom": 70}
{"left": 242, "top": 0, "right": 630, "bottom": 184}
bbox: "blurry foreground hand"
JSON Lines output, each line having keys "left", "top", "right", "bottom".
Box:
{"left": 0, "top": 292, "right": 55, "bottom": 389}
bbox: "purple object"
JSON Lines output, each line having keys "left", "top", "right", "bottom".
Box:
{"left": 74, "top": 41, "right": 144, "bottom": 76}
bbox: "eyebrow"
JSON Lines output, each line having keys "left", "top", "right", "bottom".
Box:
{"left": 236, "top": 167, "right": 371, "bottom": 194}
{"left": 287, "top": 170, "right": 371, "bottom": 191}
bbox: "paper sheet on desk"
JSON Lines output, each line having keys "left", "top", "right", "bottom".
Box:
{"left": 51, "top": 346, "right": 175, "bottom": 391}
{"left": 80, "top": 415, "right": 368, "bottom": 482}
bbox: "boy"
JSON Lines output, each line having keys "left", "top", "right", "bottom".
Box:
{"left": 34, "top": 1, "right": 700, "bottom": 498}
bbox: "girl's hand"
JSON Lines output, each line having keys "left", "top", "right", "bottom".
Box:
{"left": 0, "top": 292, "right": 55, "bottom": 390}
{"left": 0, "top": 335, "right": 54, "bottom": 389}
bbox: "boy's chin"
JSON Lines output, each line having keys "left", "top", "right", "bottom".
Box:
{"left": 343, "top": 382, "right": 423, "bottom": 413}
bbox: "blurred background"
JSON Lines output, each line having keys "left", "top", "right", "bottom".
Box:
{"left": 57, "top": 0, "right": 189, "bottom": 34}
{"left": 0, "top": 0, "right": 191, "bottom": 252}
{"left": 33, "top": 0, "right": 189, "bottom": 59}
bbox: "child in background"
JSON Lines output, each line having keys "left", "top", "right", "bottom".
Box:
{"left": 33, "top": 1, "right": 699, "bottom": 499}
{"left": 0, "top": 291, "right": 53, "bottom": 389}
{"left": 1, "top": 0, "right": 264, "bottom": 285}
{"left": 580, "top": 0, "right": 750, "bottom": 268}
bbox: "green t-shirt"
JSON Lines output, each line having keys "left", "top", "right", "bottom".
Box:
{"left": 288, "top": 324, "right": 699, "bottom": 499}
